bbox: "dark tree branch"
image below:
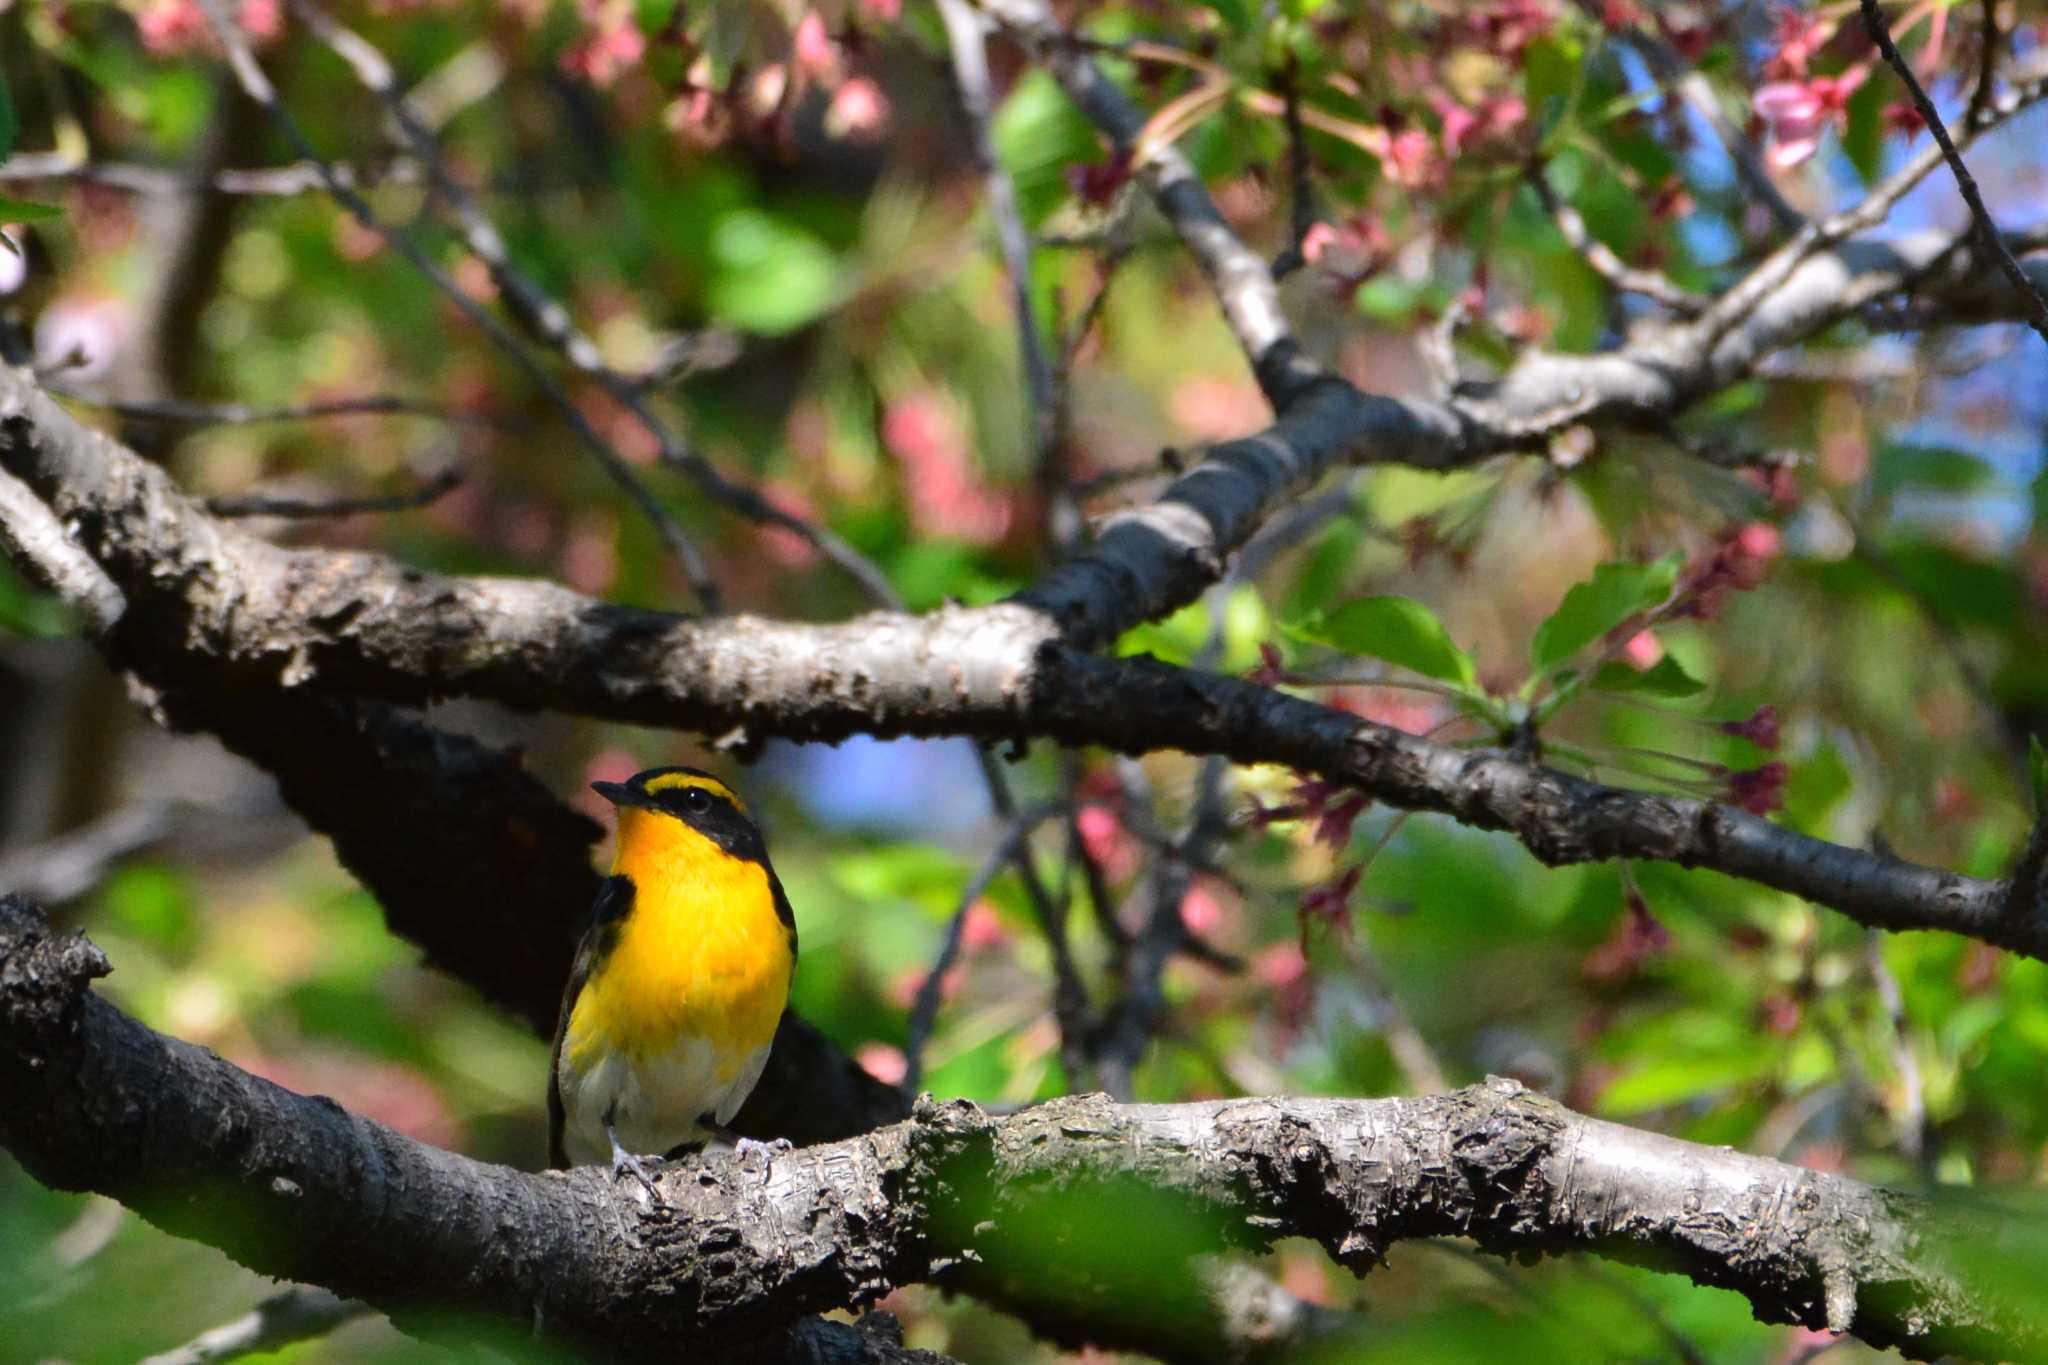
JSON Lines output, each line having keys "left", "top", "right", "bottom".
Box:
{"left": 4, "top": 897, "right": 2043, "bottom": 1364}
{"left": 0, "top": 365, "right": 2035, "bottom": 966}
{"left": 1860, "top": 0, "right": 2048, "bottom": 347}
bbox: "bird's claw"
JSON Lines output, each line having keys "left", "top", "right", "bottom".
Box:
{"left": 608, "top": 1132, "right": 666, "bottom": 1206}
{"left": 733, "top": 1135, "right": 793, "bottom": 1171}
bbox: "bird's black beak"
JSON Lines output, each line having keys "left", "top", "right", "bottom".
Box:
{"left": 592, "top": 780, "right": 656, "bottom": 811}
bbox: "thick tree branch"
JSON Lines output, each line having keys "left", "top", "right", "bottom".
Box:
{"left": 0, "top": 366, "right": 2033, "bottom": 964}
{"left": 4, "top": 897, "right": 2043, "bottom": 1363}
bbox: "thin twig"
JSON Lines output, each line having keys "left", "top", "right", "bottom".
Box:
{"left": 53, "top": 390, "right": 503, "bottom": 429}
{"left": 1335, "top": 930, "right": 1448, "bottom": 1094}
{"left": 0, "top": 803, "right": 172, "bottom": 903}
{"left": 1529, "top": 162, "right": 1706, "bottom": 314}
{"left": 1864, "top": 931, "right": 1935, "bottom": 1177}
{"left": 902, "top": 804, "right": 1061, "bottom": 1097}
{"left": 287, "top": 0, "right": 901, "bottom": 608}
{"left": 1967, "top": 0, "right": 2003, "bottom": 125}
{"left": 140, "top": 1288, "right": 369, "bottom": 1365}
{"left": 938, "top": 0, "right": 1056, "bottom": 448}
{"left": 205, "top": 467, "right": 463, "bottom": 519}
{"left": 0, "top": 151, "right": 422, "bottom": 197}
{"left": 1860, "top": 0, "right": 2048, "bottom": 347}
{"left": 1093, "top": 747, "right": 1234, "bottom": 1099}
{"left": 1592, "top": 16, "right": 1805, "bottom": 232}
{"left": 1268, "top": 54, "right": 1317, "bottom": 281}
{"left": 191, "top": 0, "right": 722, "bottom": 606}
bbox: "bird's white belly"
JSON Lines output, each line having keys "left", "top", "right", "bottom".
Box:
{"left": 558, "top": 1036, "right": 771, "bottom": 1167}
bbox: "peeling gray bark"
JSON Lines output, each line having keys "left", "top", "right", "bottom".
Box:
{"left": 2, "top": 898, "right": 2040, "bottom": 1364}
{"left": 0, "top": 367, "right": 2028, "bottom": 959}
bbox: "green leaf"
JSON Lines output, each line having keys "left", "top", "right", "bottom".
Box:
{"left": 1531, "top": 556, "right": 1681, "bottom": 673}
{"left": 0, "top": 196, "right": 59, "bottom": 224}
{"left": 1841, "top": 71, "right": 1886, "bottom": 186}
{"left": 1589, "top": 655, "right": 1706, "bottom": 698}
{"left": 705, "top": 210, "right": 839, "bottom": 335}
{"left": 1294, "top": 595, "right": 1477, "bottom": 689}
{"left": 1874, "top": 444, "right": 2000, "bottom": 497}
{"left": 0, "top": 73, "right": 16, "bottom": 163}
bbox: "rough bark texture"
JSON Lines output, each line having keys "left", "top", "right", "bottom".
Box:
{"left": 1, "top": 367, "right": 2027, "bottom": 961}
{"left": 2, "top": 898, "right": 2040, "bottom": 1363}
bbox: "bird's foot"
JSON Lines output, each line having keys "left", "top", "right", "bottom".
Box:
{"left": 607, "top": 1131, "right": 666, "bottom": 1206}
{"left": 732, "top": 1135, "right": 793, "bottom": 1174}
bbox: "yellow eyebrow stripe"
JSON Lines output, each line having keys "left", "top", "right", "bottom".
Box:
{"left": 642, "top": 771, "right": 746, "bottom": 814}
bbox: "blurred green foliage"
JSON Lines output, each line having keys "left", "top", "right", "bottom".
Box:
{"left": 5, "top": 0, "right": 2048, "bottom": 1361}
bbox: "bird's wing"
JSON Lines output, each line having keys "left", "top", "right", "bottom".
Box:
{"left": 547, "top": 874, "right": 635, "bottom": 1169}
{"left": 769, "top": 868, "right": 797, "bottom": 962}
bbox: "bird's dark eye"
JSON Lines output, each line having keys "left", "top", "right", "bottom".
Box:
{"left": 683, "top": 788, "right": 713, "bottom": 813}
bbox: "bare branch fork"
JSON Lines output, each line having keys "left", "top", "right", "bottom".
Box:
{"left": 4, "top": 897, "right": 2042, "bottom": 1364}
{"left": 1859, "top": 0, "right": 2048, "bottom": 348}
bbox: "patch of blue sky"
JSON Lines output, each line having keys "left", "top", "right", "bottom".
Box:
{"left": 761, "top": 734, "right": 994, "bottom": 839}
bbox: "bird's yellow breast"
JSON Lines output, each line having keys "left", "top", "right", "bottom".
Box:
{"left": 565, "top": 809, "right": 792, "bottom": 1080}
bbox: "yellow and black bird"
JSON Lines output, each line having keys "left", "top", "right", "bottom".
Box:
{"left": 548, "top": 767, "right": 796, "bottom": 1191}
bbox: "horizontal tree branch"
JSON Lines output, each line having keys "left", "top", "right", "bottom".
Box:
{"left": 3, "top": 896, "right": 2040, "bottom": 1364}
{"left": 0, "top": 365, "right": 2029, "bottom": 960}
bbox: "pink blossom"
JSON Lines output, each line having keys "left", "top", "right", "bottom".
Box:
{"left": 1067, "top": 152, "right": 1132, "bottom": 207}
{"left": 1300, "top": 217, "right": 1388, "bottom": 284}
{"left": 1884, "top": 100, "right": 1927, "bottom": 135}
{"left": 666, "top": 90, "right": 731, "bottom": 150}
{"left": 1753, "top": 68, "right": 1865, "bottom": 170}
{"left": 960, "top": 900, "right": 1009, "bottom": 952}
{"left": 1179, "top": 884, "right": 1225, "bottom": 937}
{"left": 1382, "top": 127, "right": 1441, "bottom": 189}
{"left": 859, "top": 0, "right": 901, "bottom": 19}
{"left": 33, "top": 298, "right": 125, "bottom": 382}
{"left": 1766, "top": 5, "right": 1831, "bottom": 79}
{"left": 826, "top": 78, "right": 889, "bottom": 140}
{"left": 1075, "top": 803, "right": 1139, "bottom": 881}
{"left": 856, "top": 1042, "right": 908, "bottom": 1086}
{"left": 137, "top": 0, "right": 207, "bottom": 55}
{"left": 1582, "top": 890, "right": 1670, "bottom": 982}
{"left": 1621, "top": 629, "right": 1664, "bottom": 670}
{"left": 562, "top": 19, "right": 646, "bottom": 88}
{"left": 1247, "top": 642, "right": 1299, "bottom": 688}
{"left": 882, "top": 391, "right": 1012, "bottom": 542}
{"left": 1432, "top": 92, "right": 1528, "bottom": 156}
{"left": 1300, "top": 865, "right": 1362, "bottom": 932}
{"left": 793, "top": 11, "right": 840, "bottom": 81}
{"left": 1718, "top": 704, "right": 1781, "bottom": 750}
{"left": 240, "top": 0, "right": 283, "bottom": 41}
{"left": 1723, "top": 761, "right": 1789, "bottom": 816}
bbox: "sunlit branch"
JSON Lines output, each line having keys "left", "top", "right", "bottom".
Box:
{"left": 0, "top": 362, "right": 2036, "bottom": 965}
{"left": 4, "top": 897, "right": 2039, "bottom": 1364}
